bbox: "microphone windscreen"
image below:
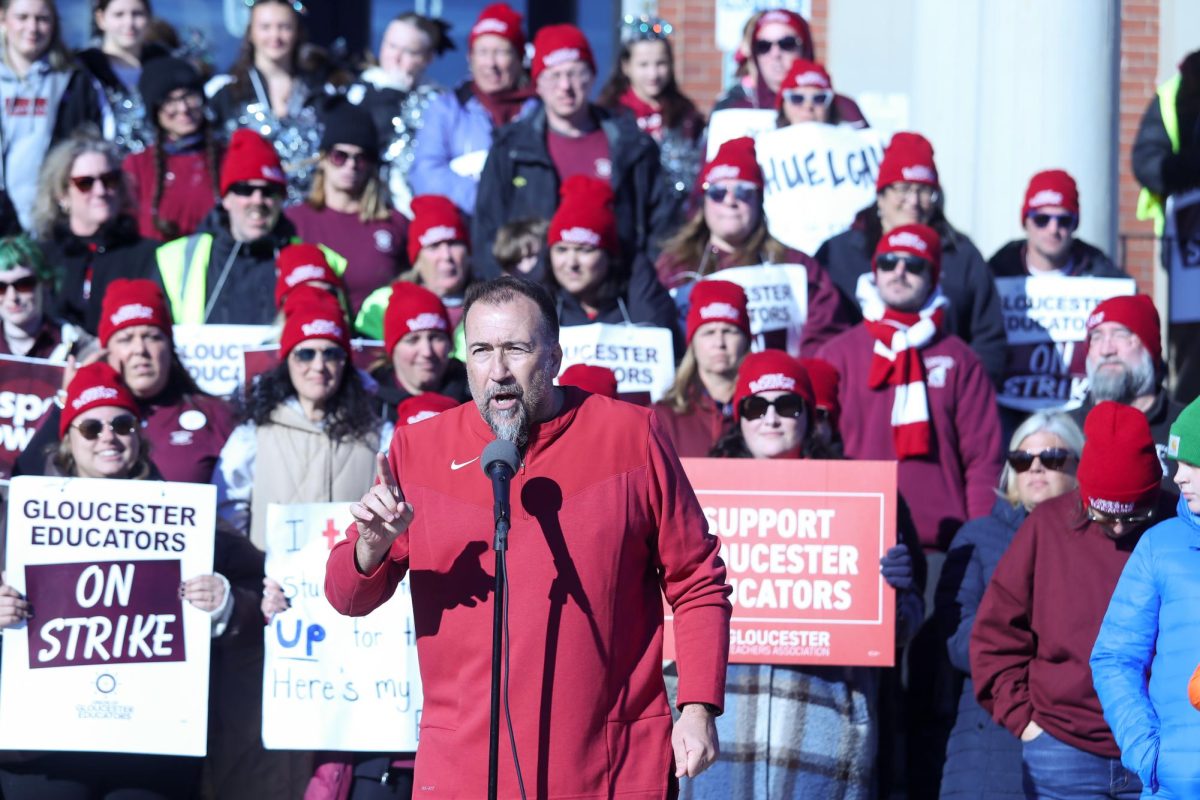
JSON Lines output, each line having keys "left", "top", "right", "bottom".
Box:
{"left": 481, "top": 439, "right": 521, "bottom": 476}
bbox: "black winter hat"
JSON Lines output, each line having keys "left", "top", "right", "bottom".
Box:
{"left": 319, "top": 101, "right": 380, "bottom": 158}
{"left": 138, "top": 56, "right": 205, "bottom": 116}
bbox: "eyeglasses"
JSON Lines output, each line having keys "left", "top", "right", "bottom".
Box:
{"left": 228, "top": 182, "right": 286, "bottom": 199}
{"left": 1028, "top": 212, "right": 1078, "bottom": 231}
{"left": 874, "top": 252, "right": 932, "bottom": 276}
{"left": 0, "top": 275, "right": 38, "bottom": 293}
{"left": 73, "top": 414, "right": 138, "bottom": 440}
{"left": 1087, "top": 506, "right": 1156, "bottom": 528}
{"left": 1087, "top": 327, "right": 1135, "bottom": 347}
{"left": 887, "top": 182, "right": 938, "bottom": 202}
{"left": 783, "top": 89, "right": 833, "bottom": 107}
{"left": 70, "top": 170, "right": 122, "bottom": 194}
{"left": 327, "top": 147, "right": 374, "bottom": 168}
{"left": 752, "top": 36, "right": 800, "bottom": 56}
{"left": 160, "top": 91, "right": 203, "bottom": 112}
{"left": 704, "top": 181, "right": 758, "bottom": 205}
{"left": 1006, "top": 448, "right": 1072, "bottom": 473}
{"left": 740, "top": 393, "right": 806, "bottom": 421}
{"left": 292, "top": 346, "right": 347, "bottom": 363}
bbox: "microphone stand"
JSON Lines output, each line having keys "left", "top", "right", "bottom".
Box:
{"left": 487, "top": 469, "right": 511, "bottom": 800}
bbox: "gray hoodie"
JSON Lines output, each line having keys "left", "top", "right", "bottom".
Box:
{"left": 0, "top": 57, "right": 74, "bottom": 230}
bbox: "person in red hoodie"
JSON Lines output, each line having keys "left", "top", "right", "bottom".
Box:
{"left": 325, "top": 276, "right": 731, "bottom": 798}
{"left": 970, "top": 401, "right": 1175, "bottom": 800}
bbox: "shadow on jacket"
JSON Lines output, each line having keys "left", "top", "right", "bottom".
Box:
{"left": 987, "top": 238, "right": 1128, "bottom": 279}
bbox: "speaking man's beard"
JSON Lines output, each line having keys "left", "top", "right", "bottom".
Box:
{"left": 1087, "top": 351, "right": 1156, "bottom": 404}
{"left": 475, "top": 371, "right": 551, "bottom": 449}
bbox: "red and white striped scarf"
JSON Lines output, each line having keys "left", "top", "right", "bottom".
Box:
{"left": 861, "top": 284, "right": 948, "bottom": 459}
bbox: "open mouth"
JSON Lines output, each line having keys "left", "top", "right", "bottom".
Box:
{"left": 488, "top": 389, "right": 521, "bottom": 411}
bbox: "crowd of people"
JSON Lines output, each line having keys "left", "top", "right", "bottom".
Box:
{"left": 0, "top": 1, "right": 1196, "bottom": 799}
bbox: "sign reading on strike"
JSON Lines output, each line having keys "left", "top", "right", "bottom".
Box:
{"left": 174, "top": 324, "right": 272, "bottom": 397}
{"left": 0, "top": 476, "right": 216, "bottom": 756}
{"left": 0, "top": 355, "right": 63, "bottom": 479}
{"left": 556, "top": 324, "right": 675, "bottom": 402}
{"left": 665, "top": 458, "right": 897, "bottom": 666}
{"left": 995, "top": 275, "right": 1135, "bottom": 412}
{"left": 702, "top": 264, "right": 810, "bottom": 355}
{"left": 261, "top": 503, "right": 423, "bottom": 751}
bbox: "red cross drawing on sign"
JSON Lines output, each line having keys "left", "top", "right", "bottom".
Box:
{"left": 323, "top": 518, "right": 341, "bottom": 550}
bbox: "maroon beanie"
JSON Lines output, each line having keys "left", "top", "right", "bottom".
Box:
{"left": 531, "top": 24, "right": 594, "bottom": 82}
{"left": 408, "top": 195, "right": 470, "bottom": 264}
{"left": 1076, "top": 401, "right": 1161, "bottom": 515}
{"left": 384, "top": 282, "right": 452, "bottom": 357}
{"left": 1022, "top": 169, "right": 1080, "bottom": 224}
{"left": 733, "top": 350, "right": 814, "bottom": 421}
{"left": 687, "top": 280, "right": 750, "bottom": 344}
{"left": 61, "top": 362, "right": 140, "bottom": 436}
{"left": 547, "top": 176, "right": 618, "bottom": 254}
{"left": 98, "top": 279, "right": 173, "bottom": 346}
{"left": 876, "top": 132, "right": 939, "bottom": 192}
{"left": 701, "top": 136, "right": 763, "bottom": 188}
{"left": 220, "top": 129, "right": 286, "bottom": 196}
{"left": 275, "top": 243, "right": 343, "bottom": 308}
{"left": 775, "top": 58, "right": 832, "bottom": 109}
{"left": 873, "top": 223, "right": 942, "bottom": 286}
{"left": 1086, "top": 295, "right": 1162, "bottom": 366}
{"left": 280, "top": 292, "right": 351, "bottom": 358}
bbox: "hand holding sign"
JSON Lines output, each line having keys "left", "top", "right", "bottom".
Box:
{"left": 181, "top": 574, "right": 227, "bottom": 613}
{"left": 0, "top": 576, "right": 30, "bottom": 629}
{"left": 350, "top": 453, "right": 414, "bottom": 572}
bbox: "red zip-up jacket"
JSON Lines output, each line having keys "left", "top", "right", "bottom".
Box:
{"left": 325, "top": 388, "right": 732, "bottom": 799}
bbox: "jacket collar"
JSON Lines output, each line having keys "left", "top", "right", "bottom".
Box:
{"left": 464, "top": 384, "right": 586, "bottom": 471}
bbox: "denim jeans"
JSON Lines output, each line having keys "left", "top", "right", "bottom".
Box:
{"left": 1022, "top": 729, "right": 1142, "bottom": 799}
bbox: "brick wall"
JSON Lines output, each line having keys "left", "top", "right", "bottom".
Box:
{"left": 1118, "top": 0, "right": 1160, "bottom": 294}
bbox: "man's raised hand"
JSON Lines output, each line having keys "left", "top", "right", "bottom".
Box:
{"left": 349, "top": 453, "right": 414, "bottom": 573}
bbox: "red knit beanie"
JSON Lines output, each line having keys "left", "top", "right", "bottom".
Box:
{"left": 220, "top": 129, "right": 286, "bottom": 196}
{"left": 384, "top": 282, "right": 452, "bottom": 357}
{"left": 1076, "top": 401, "right": 1162, "bottom": 515}
{"left": 1022, "top": 169, "right": 1080, "bottom": 225}
{"left": 547, "top": 176, "right": 618, "bottom": 254}
{"left": 701, "top": 136, "right": 763, "bottom": 188}
{"left": 1086, "top": 295, "right": 1162, "bottom": 367}
{"left": 469, "top": 3, "right": 525, "bottom": 52}
{"left": 98, "top": 278, "right": 173, "bottom": 346}
{"left": 754, "top": 9, "right": 814, "bottom": 59}
{"left": 275, "top": 243, "right": 343, "bottom": 308}
{"left": 775, "top": 58, "right": 832, "bottom": 109}
{"left": 408, "top": 195, "right": 469, "bottom": 264}
{"left": 733, "top": 350, "right": 814, "bottom": 421}
{"left": 396, "top": 392, "right": 458, "bottom": 426}
{"left": 687, "top": 280, "right": 750, "bottom": 344}
{"left": 874, "top": 223, "right": 942, "bottom": 286}
{"left": 280, "top": 292, "right": 351, "bottom": 358}
{"left": 876, "top": 132, "right": 939, "bottom": 192}
{"left": 798, "top": 357, "right": 840, "bottom": 429}
{"left": 531, "top": 24, "right": 595, "bottom": 82}
{"left": 559, "top": 363, "right": 618, "bottom": 398}
{"left": 60, "top": 362, "right": 140, "bottom": 436}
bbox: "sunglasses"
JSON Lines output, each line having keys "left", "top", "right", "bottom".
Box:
{"left": 1006, "top": 448, "right": 1072, "bottom": 473}
{"left": 1087, "top": 506, "right": 1156, "bottom": 528}
{"left": 292, "top": 346, "right": 347, "bottom": 363}
{"left": 70, "top": 170, "right": 122, "bottom": 193}
{"left": 73, "top": 414, "right": 138, "bottom": 440}
{"left": 0, "top": 275, "right": 37, "bottom": 293}
{"left": 327, "top": 147, "right": 374, "bottom": 168}
{"left": 783, "top": 89, "right": 833, "bottom": 107}
{"left": 228, "top": 182, "right": 286, "bottom": 199}
{"left": 740, "top": 393, "right": 806, "bottom": 421}
{"left": 704, "top": 181, "right": 758, "bottom": 205}
{"left": 752, "top": 36, "right": 800, "bottom": 56}
{"left": 1028, "top": 212, "right": 1078, "bottom": 231}
{"left": 874, "top": 252, "right": 931, "bottom": 276}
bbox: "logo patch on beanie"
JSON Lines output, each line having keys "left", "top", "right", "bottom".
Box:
{"left": 1168, "top": 434, "right": 1181, "bottom": 458}
{"left": 749, "top": 373, "right": 795, "bottom": 393}
{"left": 1089, "top": 497, "right": 1136, "bottom": 515}
{"left": 419, "top": 225, "right": 457, "bottom": 248}
{"left": 706, "top": 165, "right": 740, "bottom": 182}
{"left": 73, "top": 386, "right": 118, "bottom": 410}
{"left": 543, "top": 47, "right": 581, "bottom": 69}
{"left": 1086, "top": 311, "right": 1105, "bottom": 330}
{"left": 888, "top": 231, "right": 928, "bottom": 252}
{"left": 473, "top": 18, "right": 509, "bottom": 36}
{"left": 759, "top": 10, "right": 794, "bottom": 27}
{"left": 110, "top": 303, "right": 154, "bottom": 326}
{"left": 795, "top": 71, "right": 828, "bottom": 87}
{"left": 900, "top": 165, "right": 935, "bottom": 182}
{"left": 301, "top": 319, "right": 342, "bottom": 338}
{"left": 699, "top": 302, "right": 740, "bottom": 321}
{"left": 407, "top": 312, "right": 448, "bottom": 332}
{"left": 285, "top": 265, "right": 328, "bottom": 287}
{"left": 560, "top": 226, "right": 601, "bottom": 247}
{"left": 1029, "top": 189, "right": 1064, "bottom": 208}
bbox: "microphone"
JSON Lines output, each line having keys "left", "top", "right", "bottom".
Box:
{"left": 481, "top": 440, "right": 521, "bottom": 532}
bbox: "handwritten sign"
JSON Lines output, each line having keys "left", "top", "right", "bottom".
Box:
{"left": 701, "top": 264, "right": 810, "bottom": 355}
{"left": 664, "top": 458, "right": 897, "bottom": 666}
{"left": 1165, "top": 189, "right": 1200, "bottom": 324}
{"left": 0, "top": 476, "right": 216, "bottom": 755}
{"left": 705, "top": 108, "right": 777, "bottom": 161}
{"left": 173, "top": 324, "right": 273, "bottom": 398}
{"left": 556, "top": 324, "right": 675, "bottom": 402}
{"left": 261, "top": 503, "right": 423, "bottom": 751}
{"left": 757, "top": 123, "right": 888, "bottom": 255}
{"left": 0, "top": 355, "right": 63, "bottom": 479}
{"left": 995, "top": 275, "right": 1135, "bottom": 412}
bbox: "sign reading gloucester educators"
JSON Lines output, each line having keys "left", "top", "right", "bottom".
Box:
{"left": 174, "top": 324, "right": 272, "bottom": 397}
{"left": 995, "top": 276, "right": 1135, "bottom": 412}
{"left": 0, "top": 355, "right": 63, "bottom": 479}
{"left": 664, "top": 459, "right": 897, "bottom": 666}
{"left": 1165, "top": 189, "right": 1200, "bottom": 324}
{"left": 0, "top": 476, "right": 216, "bottom": 756}
{"left": 556, "top": 323, "right": 675, "bottom": 403}
{"left": 703, "top": 265, "right": 809, "bottom": 355}
{"left": 261, "top": 503, "right": 423, "bottom": 751}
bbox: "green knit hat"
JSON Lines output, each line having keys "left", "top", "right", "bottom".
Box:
{"left": 1167, "top": 396, "right": 1200, "bottom": 465}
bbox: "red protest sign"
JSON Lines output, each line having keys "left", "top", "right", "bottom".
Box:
{"left": 665, "top": 458, "right": 897, "bottom": 666}
{"left": 0, "top": 355, "right": 64, "bottom": 479}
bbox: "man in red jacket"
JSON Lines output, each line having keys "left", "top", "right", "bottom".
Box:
{"left": 326, "top": 276, "right": 732, "bottom": 798}
{"left": 970, "top": 401, "right": 1174, "bottom": 799}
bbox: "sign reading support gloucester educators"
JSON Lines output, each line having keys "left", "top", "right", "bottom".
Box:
{"left": 664, "top": 459, "right": 897, "bottom": 667}
{"left": 756, "top": 123, "right": 889, "bottom": 256}
{"left": 0, "top": 476, "right": 216, "bottom": 756}
{"left": 173, "top": 324, "right": 273, "bottom": 398}
{"left": 556, "top": 324, "right": 675, "bottom": 403}
{"left": 705, "top": 108, "right": 778, "bottom": 161}
{"left": 1165, "top": 189, "right": 1200, "bottom": 324}
{"left": 995, "top": 275, "right": 1136, "bottom": 412}
{"left": 261, "top": 503, "right": 422, "bottom": 751}
{"left": 0, "top": 355, "right": 64, "bottom": 479}
{"left": 702, "top": 264, "right": 810, "bottom": 355}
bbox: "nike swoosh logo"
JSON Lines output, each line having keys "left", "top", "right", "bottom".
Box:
{"left": 450, "top": 457, "right": 479, "bottom": 471}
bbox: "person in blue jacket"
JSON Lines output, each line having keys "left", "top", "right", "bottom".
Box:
{"left": 1091, "top": 395, "right": 1200, "bottom": 798}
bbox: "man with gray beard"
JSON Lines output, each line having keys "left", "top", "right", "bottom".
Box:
{"left": 1070, "top": 295, "right": 1184, "bottom": 487}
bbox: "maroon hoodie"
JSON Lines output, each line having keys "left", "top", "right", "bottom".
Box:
{"left": 817, "top": 324, "right": 1002, "bottom": 550}
{"left": 653, "top": 390, "right": 733, "bottom": 458}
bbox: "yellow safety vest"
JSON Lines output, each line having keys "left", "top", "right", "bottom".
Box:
{"left": 1136, "top": 74, "right": 1182, "bottom": 236}
{"left": 156, "top": 234, "right": 346, "bottom": 324}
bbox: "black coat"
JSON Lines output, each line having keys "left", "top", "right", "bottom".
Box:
{"left": 471, "top": 105, "right": 675, "bottom": 279}
{"left": 1131, "top": 54, "right": 1200, "bottom": 198}
{"left": 987, "top": 238, "right": 1127, "bottom": 279}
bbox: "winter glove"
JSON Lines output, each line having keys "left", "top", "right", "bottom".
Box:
{"left": 879, "top": 544, "right": 914, "bottom": 592}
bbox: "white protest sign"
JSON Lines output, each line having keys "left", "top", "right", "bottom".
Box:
{"left": 702, "top": 264, "right": 809, "bottom": 355}
{"left": 0, "top": 476, "right": 216, "bottom": 756}
{"left": 556, "top": 324, "right": 675, "bottom": 402}
{"left": 1165, "top": 190, "right": 1200, "bottom": 324}
{"left": 261, "top": 503, "right": 422, "bottom": 751}
{"left": 757, "top": 124, "right": 889, "bottom": 256}
{"left": 173, "top": 324, "right": 273, "bottom": 397}
{"left": 995, "top": 275, "right": 1135, "bottom": 412}
{"left": 705, "top": 108, "right": 777, "bottom": 161}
